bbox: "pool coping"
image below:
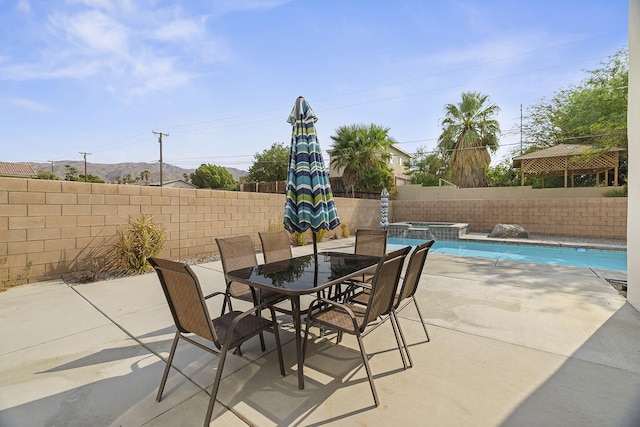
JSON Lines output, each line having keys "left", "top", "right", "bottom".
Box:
{"left": 458, "top": 233, "right": 627, "bottom": 252}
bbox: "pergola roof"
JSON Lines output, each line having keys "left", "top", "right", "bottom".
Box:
{"left": 512, "top": 144, "right": 627, "bottom": 187}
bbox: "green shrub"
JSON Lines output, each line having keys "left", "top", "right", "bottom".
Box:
{"left": 603, "top": 185, "right": 628, "bottom": 197}
{"left": 291, "top": 231, "right": 306, "bottom": 246}
{"left": 115, "top": 214, "right": 166, "bottom": 274}
{"left": 315, "top": 229, "right": 327, "bottom": 243}
{"left": 341, "top": 223, "right": 350, "bottom": 238}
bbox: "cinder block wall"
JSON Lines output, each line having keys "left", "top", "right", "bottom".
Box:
{"left": 0, "top": 177, "right": 380, "bottom": 283}
{"left": 0, "top": 177, "right": 626, "bottom": 284}
{"left": 392, "top": 198, "right": 627, "bottom": 238}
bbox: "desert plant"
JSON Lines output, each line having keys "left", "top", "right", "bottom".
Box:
{"left": 268, "top": 217, "right": 285, "bottom": 231}
{"left": 291, "top": 231, "right": 307, "bottom": 246}
{"left": 315, "top": 229, "right": 328, "bottom": 243}
{"left": 341, "top": 223, "right": 350, "bottom": 238}
{"left": 115, "top": 214, "right": 166, "bottom": 274}
{"left": 0, "top": 257, "right": 32, "bottom": 292}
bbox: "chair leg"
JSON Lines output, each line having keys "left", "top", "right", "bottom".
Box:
{"left": 412, "top": 298, "right": 430, "bottom": 342}
{"left": 389, "top": 311, "right": 407, "bottom": 370}
{"left": 302, "top": 314, "right": 312, "bottom": 363}
{"left": 157, "top": 331, "right": 181, "bottom": 402}
{"left": 391, "top": 312, "right": 412, "bottom": 369}
{"left": 270, "top": 309, "right": 286, "bottom": 376}
{"left": 204, "top": 346, "right": 229, "bottom": 427}
{"left": 355, "top": 331, "right": 379, "bottom": 407}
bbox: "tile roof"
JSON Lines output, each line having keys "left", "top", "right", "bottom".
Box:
{"left": 0, "top": 162, "right": 38, "bottom": 178}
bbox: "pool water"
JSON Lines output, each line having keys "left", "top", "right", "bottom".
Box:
{"left": 387, "top": 238, "right": 627, "bottom": 271}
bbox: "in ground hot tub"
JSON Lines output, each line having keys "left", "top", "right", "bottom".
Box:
{"left": 387, "top": 222, "right": 468, "bottom": 241}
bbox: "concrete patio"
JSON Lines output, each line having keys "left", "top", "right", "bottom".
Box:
{"left": 1, "top": 238, "right": 639, "bottom": 426}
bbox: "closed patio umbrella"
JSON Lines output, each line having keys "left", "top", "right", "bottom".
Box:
{"left": 380, "top": 188, "right": 389, "bottom": 229}
{"left": 283, "top": 96, "right": 340, "bottom": 258}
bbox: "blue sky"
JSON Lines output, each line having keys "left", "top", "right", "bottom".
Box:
{"left": 0, "top": 0, "right": 628, "bottom": 170}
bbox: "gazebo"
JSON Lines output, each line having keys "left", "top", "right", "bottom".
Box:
{"left": 512, "top": 144, "right": 627, "bottom": 188}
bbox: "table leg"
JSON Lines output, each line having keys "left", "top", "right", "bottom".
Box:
{"left": 290, "top": 295, "right": 304, "bottom": 390}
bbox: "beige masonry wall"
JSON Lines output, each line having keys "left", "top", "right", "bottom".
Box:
{"left": 1, "top": 176, "right": 626, "bottom": 284}
{"left": 0, "top": 177, "right": 380, "bottom": 284}
{"left": 392, "top": 198, "right": 627, "bottom": 238}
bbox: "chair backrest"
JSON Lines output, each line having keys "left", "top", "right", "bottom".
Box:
{"left": 216, "top": 235, "right": 259, "bottom": 298}
{"left": 395, "top": 240, "right": 434, "bottom": 308}
{"left": 355, "top": 229, "right": 388, "bottom": 257}
{"left": 148, "top": 257, "right": 218, "bottom": 344}
{"left": 216, "top": 235, "right": 258, "bottom": 276}
{"left": 362, "top": 246, "right": 411, "bottom": 326}
{"left": 259, "top": 230, "right": 293, "bottom": 264}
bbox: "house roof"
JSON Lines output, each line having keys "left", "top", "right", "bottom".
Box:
{"left": 389, "top": 144, "right": 412, "bottom": 158}
{"left": 0, "top": 162, "right": 38, "bottom": 178}
{"left": 147, "top": 179, "right": 198, "bottom": 188}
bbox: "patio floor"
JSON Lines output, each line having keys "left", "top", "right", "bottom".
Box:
{"left": 1, "top": 238, "right": 639, "bottom": 426}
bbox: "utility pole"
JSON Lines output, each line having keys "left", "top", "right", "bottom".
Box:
{"left": 520, "top": 104, "right": 523, "bottom": 155}
{"left": 79, "top": 152, "right": 91, "bottom": 182}
{"left": 152, "top": 131, "right": 169, "bottom": 186}
{"left": 47, "top": 160, "right": 55, "bottom": 173}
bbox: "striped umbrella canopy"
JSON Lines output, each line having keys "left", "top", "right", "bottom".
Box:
{"left": 283, "top": 96, "right": 340, "bottom": 256}
{"left": 380, "top": 188, "right": 389, "bottom": 229}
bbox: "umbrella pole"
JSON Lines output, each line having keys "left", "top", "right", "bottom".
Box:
{"left": 312, "top": 232, "right": 318, "bottom": 288}
{"left": 312, "top": 232, "right": 318, "bottom": 259}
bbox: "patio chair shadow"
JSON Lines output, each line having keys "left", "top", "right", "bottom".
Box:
{"left": 213, "top": 330, "right": 409, "bottom": 426}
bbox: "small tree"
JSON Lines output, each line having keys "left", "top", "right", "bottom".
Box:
{"left": 406, "top": 146, "right": 450, "bottom": 186}
{"left": 37, "top": 170, "right": 61, "bottom": 180}
{"left": 246, "top": 142, "right": 289, "bottom": 182}
{"left": 79, "top": 174, "right": 105, "bottom": 183}
{"left": 190, "top": 164, "right": 236, "bottom": 189}
{"left": 330, "top": 123, "right": 394, "bottom": 194}
{"left": 64, "top": 164, "right": 79, "bottom": 181}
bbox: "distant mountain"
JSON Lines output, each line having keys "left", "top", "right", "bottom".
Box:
{"left": 30, "top": 161, "right": 247, "bottom": 184}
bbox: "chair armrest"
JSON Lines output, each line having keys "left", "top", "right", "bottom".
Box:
{"left": 203, "top": 291, "right": 227, "bottom": 300}
{"left": 308, "top": 298, "right": 359, "bottom": 330}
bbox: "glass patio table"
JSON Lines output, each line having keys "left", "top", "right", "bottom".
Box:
{"left": 226, "top": 251, "right": 380, "bottom": 390}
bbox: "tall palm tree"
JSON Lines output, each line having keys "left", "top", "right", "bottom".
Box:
{"left": 140, "top": 170, "right": 150, "bottom": 183}
{"left": 438, "top": 92, "right": 500, "bottom": 188}
{"left": 330, "top": 123, "right": 393, "bottom": 196}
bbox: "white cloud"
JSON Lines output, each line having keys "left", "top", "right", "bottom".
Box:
{"left": 1, "top": 1, "right": 243, "bottom": 96}
{"left": 64, "top": 0, "right": 115, "bottom": 12}
{"left": 16, "top": 0, "right": 32, "bottom": 14}
{"left": 49, "top": 10, "right": 129, "bottom": 55}
{"left": 152, "top": 18, "right": 202, "bottom": 42}
{"left": 213, "top": 0, "right": 292, "bottom": 14}
{"left": 8, "top": 97, "right": 50, "bottom": 112}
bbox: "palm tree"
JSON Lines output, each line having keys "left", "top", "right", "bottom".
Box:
{"left": 438, "top": 92, "right": 500, "bottom": 188}
{"left": 329, "top": 123, "right": 394, "bottom": 196}
{"left": 140, "top": 170, "right": 150, "bottom": 183}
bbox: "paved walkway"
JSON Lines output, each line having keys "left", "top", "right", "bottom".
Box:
{"left": 1, "top": 238, "right": 639, "bottom": 426}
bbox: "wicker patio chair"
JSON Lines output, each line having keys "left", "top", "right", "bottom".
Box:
{"left": 259, "top": 230, "right": 293, "bottom": 264}
{"left": 148, "top": 257, "right": 285, "bottom": 427}
{"left": 302, "top": 246, "right": 411, "bottom": 407}
{"left": 350, "top": 240, "right": 435, "bottom": 368}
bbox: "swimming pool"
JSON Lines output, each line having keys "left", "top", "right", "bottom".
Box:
{"left": 387, "top": 237, "right": 627, "bottom": 271}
